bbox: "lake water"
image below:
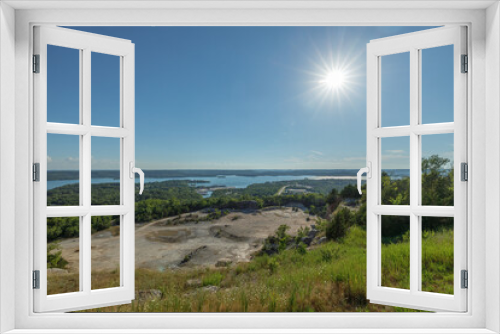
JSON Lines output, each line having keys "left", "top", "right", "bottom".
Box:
{"left": 47, "top": 174, "right": 358, "bottom": 191}
{"left": 47, "top": 169, "right": 411, "bottom": 191}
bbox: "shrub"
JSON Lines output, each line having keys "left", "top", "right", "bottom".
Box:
{"left": 326, "top": 207, "right": 353, "bottom": 241}
{"left": 202, "top": 272, "right": 223, "bottom": 286}
{"left": 47, "top": 243, "right": 68, "bottom": 269}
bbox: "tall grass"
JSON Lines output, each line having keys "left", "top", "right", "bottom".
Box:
{"left": 47, "top": 226, "right": 453, "bottom": 312}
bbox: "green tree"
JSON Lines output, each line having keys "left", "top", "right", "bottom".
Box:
{"left": 340, "top": 184, "right": 361, "bottom": 199}
{"left": 326, "top": 207, "right": 353, "bottom": 241}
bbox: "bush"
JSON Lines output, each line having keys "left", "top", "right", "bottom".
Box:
{"left": 47, "top": 243, "right": 68, "bottom": 269}
{"left": 326, "top": 207, "right": 353, "bottom": 241}
{"left": 202, "top": 272, "right": 223, "bottom": 286}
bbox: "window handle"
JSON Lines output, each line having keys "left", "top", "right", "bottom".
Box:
{"left": 129, "top": 161, "right": 145, "bottom": 195}
{"left": 357, "top": 162, "right": 371, "bottom": 195}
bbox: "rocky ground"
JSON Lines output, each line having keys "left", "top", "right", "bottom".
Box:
{"left": 53, "top": 207, "right": 317, "bottom": 274}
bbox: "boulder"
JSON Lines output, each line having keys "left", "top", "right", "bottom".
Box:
{"left": 185, "top": 278, "right": 203, "bottom": 288}
{"left": 202, "top": 286, "right": 219, "bottom": 293}
{"left": 137, "top": 289, "right": 163, "bottom": 301}
{"left": 317, "top": 237, "right": 327, "bottom": 245}
{"left": 47, "top": 268, "right": 68, "bottom": 274}
{"left": 307, "top": 230, "right": 318, "bottom": 239}
{"left": 301, "top": 236, "right": 313, "bottom": 246}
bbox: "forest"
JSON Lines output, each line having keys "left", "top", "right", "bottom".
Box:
{"left": 47, "top": 155, "right": 453, "bottom": 244}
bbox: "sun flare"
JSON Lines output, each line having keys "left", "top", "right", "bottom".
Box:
{"left": 321, "top": 70, "right": 346, "bottom": 90}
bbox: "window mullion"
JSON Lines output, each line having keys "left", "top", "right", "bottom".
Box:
{"left": 409, "top": 47, "right": 420, "bottom": 294}
{"left": 82, "top": 48, "right": 92, "bottom": 294}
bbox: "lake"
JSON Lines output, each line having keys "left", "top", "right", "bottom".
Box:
{"left": 47, "top": 169, "right": 411, "bottom": 192}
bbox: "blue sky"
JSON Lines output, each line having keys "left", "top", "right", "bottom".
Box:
{"left": 47, "top": 26, "right": 454, "bottom": 170}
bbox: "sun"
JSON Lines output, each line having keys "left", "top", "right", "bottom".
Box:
{"left": 320, "top": 69, "right": 346, "bottom": 90}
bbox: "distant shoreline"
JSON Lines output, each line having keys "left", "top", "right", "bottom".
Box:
{"left": 47, "top": 169, "right": 410, "bottom": 181}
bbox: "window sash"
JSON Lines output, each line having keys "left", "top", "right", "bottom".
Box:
{"left": 33, "top": 26, "right": 136, "bottom": 313}
{"left": 366, "top": 26, "right": 468, "bottom": 312}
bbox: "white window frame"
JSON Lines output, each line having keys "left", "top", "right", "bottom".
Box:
{"left": 33, "top": 26, "right": 136, "bottom": 312}
{"left": 366, "top": 26, "right": 467, "bottom": 312}
{"left": 1, "top": 1, "right": 499, "bottom": 333}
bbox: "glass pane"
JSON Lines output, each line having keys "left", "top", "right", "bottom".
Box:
{"left": 421, "top": 217, "right": 454, "bottom": 294}
{"left": 421, "top": 45, "right": 454, "bottom": 124}
{"left": 421, "top": 133, "right": 454, "bottom": 206}
{"left": 91, "top": 216, "right": 121, "bottom": 290}
{"left": 91, "top": 137, "right": 121, "bottom": 206}
{"left": 91, "top": 52, "right": 120, "bottom": 127}
{"left": 47, "top": 134, "right": 80, "bottom": 206}
{"left": 381, "top": 52, "right": 410, "bottom": 127}
{"left": 47, "top": 45, "right": 80, "bottom": 124}
{"left": 381, "top": 136, "right": 410, "bottom": 205}
{"left": 381, "top": 215, "right": 410, "bottom": 289}
{"left": 47, "top": 217, "right": 80, "bottom": 295}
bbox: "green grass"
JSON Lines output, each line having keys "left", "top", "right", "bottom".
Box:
{"left": 47, "top": 225, "right": 453, "bottom": 312}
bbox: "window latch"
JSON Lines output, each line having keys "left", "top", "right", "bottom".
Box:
{"left": 129, "top": 161, "right": 145, "bottom": 195}
{"left": 357, "top": 161, "right": 371, "bottom": 195}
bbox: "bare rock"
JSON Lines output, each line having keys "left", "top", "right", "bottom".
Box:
{"left": 186, "top": 278, "right": 203, "bottom": 288}
{"left": 47, "top": 268, "right": 68, "bottom": 274}
{"left": 137, "top": 289, "right": 163, "bottom": 301}
{"left": 307, "top": 230, "right": 318, "bottom": 239}
{"left": 301, "top": 236, "right": 313, "bottom": 246}
{"left": 202, "top": 286, "right": 219, "bottom": 293}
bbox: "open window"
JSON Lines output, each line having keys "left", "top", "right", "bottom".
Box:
{"left": 363, "top": 26, "right": 467, "bottom": 312}
{"left": 33, "top": 26, "right": 141, "bottom": 312}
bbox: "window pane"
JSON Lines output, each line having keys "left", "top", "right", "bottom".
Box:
{"left": 91, "top": 52, "right": 120, "bottom": 127}
{"left": 421, "top": 217, "right": 454, "bottom": 294}
{"left": 381, "top": 52, "right": 410, "bottom": 127}
{"left": 91, "top": 216, "right": 121, "bottom": 290}
{"left": 47, "top": 217, "right": 80, "bottom": 295}
{"left": 91, "top": 137, "right": 121, "bottom": 206}
{"left": 47, "top": 134, "right": 80, "bottom": 206}
{"left": 421, "top": 133, "right": 454, "bottom": 206}
{"left": 381, "top": 136, "right": 410, "bottom": 205}
{"left": 421, "top": 45, "right": 454, "bottom": 124}
{"left": 381, "top": 215, "right": 410, "bottom": 290}
{"left": 47, "top": 45, "right": 80, "bottom": 124}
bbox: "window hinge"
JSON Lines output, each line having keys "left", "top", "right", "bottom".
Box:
{"left": 461, "top": 270, "right": 468, "bottom": 289}
{"left": 33, "top": 270, "right": 40, "bottom": 289}
{"left": 461, "top": 54, "right": 468, "bottom": 73}
{"left": 461, "top": 162, "right": 468, "bottom": 182}
{"left": 33, "top": 163, "right": 40, "bottom": 182}
{"left": 33, "top": 54, "right": 40, "bottom": 73}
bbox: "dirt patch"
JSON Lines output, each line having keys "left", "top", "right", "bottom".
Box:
{"left": 209, "top": 226, "right": 249, "bottom": 241}
{"left": 53, "top": 207, "right": 315, "bottom": 272}
{"left": 146, "top": 228, "right": 192, "bottom": 243}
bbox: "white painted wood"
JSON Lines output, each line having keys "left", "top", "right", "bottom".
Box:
{"left": 0, "top": 2, "right": 17, "bottom": 333}
{"left": 3, "top": 0, "right": 497, "bottom": 10}
{"left": 10, "top": 6, "right": 488, "bottom": 333}
{"left": 46, "top": 123, "right": 130, "bottom": 137}
{"left": 485, "top": 3, "right": 500, "bottom": 333}
{"left": 366, "top": 26, "right": 467, "bottom": 312}
{"left": 33, "top": 26, "right": 135, "bottom": 313}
